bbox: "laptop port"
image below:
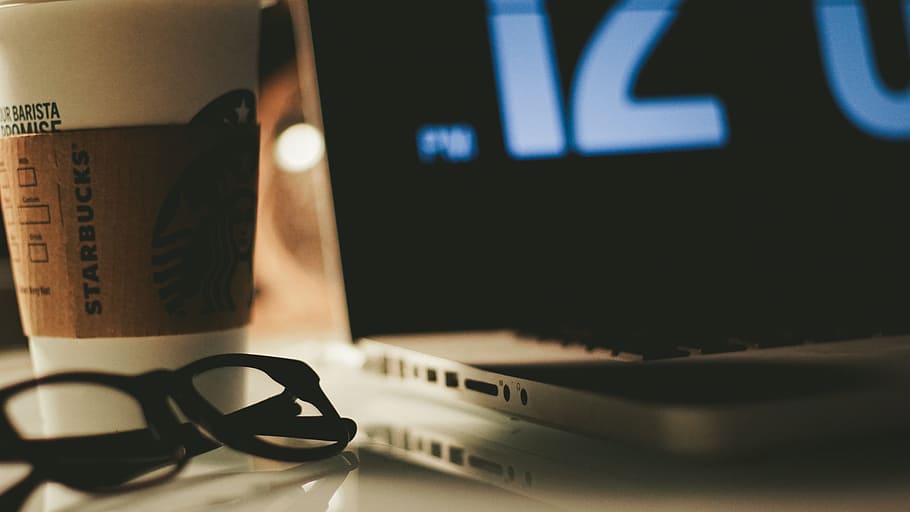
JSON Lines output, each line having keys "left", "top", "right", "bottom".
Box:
{"left": 427, "top": 369, "right": 438, "bottom": 383}
{"left": 449, "top": 447, "right": 464, "bottom": 465}
{"left": 445, "top": 371, "right": 459, "bottom": 388}
{"left": 468, "top": 455, "right": 503, "bottom": 476}
{"left": 465, "top": 378, "right": 499, "bottom": 397}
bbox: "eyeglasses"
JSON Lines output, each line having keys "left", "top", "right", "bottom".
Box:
{"left": 0, "top": 353, "right": 356, "bottom": 511}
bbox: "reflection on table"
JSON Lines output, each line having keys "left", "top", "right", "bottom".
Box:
{"left": 2, "top": 340, "right": 909, "bottom": 512}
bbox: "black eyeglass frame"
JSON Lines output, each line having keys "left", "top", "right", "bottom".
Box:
{"left": 0, "top": 353, "right": 355, "bottom": 503}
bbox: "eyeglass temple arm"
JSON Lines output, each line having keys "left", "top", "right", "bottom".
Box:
{"left": 218, "top": 389, "right": 302, "bottom": 429}
{"left": 238, "top": 416, "right": 358, "bottom": 442}
{"left": 223, "top": 388, "right": 356, "bottom": 442}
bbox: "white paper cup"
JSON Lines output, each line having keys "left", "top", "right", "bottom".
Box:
{"left": 0, "top": 0, "right": 260, "bottom": 130}
{"left": 0, "top": 0, "right": 261, "bottom": 437}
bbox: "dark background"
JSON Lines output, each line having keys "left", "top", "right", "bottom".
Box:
{"left": 308, "top": 0, "right": 910, "bottom": 348}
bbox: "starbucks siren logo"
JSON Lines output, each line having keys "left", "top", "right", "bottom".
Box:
{"left": 151, "top": 90, "right": 258, "bottom": 318}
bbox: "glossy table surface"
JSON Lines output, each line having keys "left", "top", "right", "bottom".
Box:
{"left": 2, "top": 335, "right": 909, "bottom": 512}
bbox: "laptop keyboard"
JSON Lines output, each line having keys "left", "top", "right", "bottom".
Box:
{"left": 515, "top": 326, "right": 843, "bottom": 361}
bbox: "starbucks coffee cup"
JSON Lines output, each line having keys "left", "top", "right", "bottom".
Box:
{"left": 0, "top": 0, "right": 262, "bottom": 438}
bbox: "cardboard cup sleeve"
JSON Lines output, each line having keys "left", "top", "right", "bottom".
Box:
{"left": 0, "top": 124, "right": 259, "bottom": 338}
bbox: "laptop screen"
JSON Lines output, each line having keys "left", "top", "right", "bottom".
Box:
{"left": 307, "top": 0, "right": 910, "bottom": 346}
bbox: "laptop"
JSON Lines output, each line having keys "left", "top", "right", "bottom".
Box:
{"left": 292, "top": 0, "right": 910, "bottom": 457}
